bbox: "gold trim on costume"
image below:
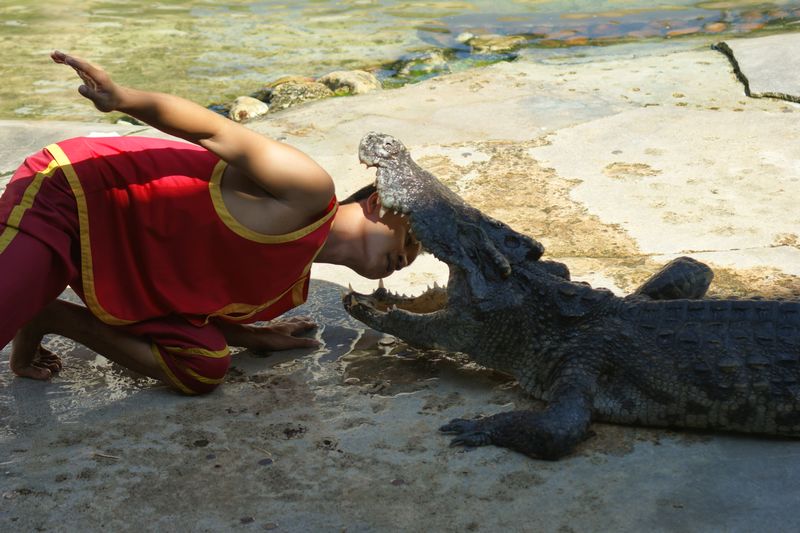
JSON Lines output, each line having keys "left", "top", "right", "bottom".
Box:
{"left": 164, "top": 345, "right": 231, "bottom": 359}
{"left": 208, "top": 160, "right": 339, "bottom": 244}
{"left": 45, "top": 143, "right": 135, "bottom": 326}
{"left": 0, "top": 159, "right": 60, "bottom": 255}
{"left": 150, "top": 343, "right": 197, "bottom": 395}
{"left": 206, "top": 276, "right": 308, "bottom": 323}
{"left": 171, "top": 360, "right": 227, "bottom": 385}
{"left": 291, "top": 277, "right": 307, "bottom": 307}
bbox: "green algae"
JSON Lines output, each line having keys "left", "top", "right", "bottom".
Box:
{"left": 3, "top": 0, "right": 800, "bottom": 122}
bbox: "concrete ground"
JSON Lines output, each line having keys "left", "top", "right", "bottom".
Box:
{"left": 2, "top": 34, "right": 799, "bottom": 532}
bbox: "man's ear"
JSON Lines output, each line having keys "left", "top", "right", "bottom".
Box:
{"left": 365, "top": 191, "right": 381, "bottom": 215}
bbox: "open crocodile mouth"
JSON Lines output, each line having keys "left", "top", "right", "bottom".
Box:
{"left": 343, "top": 131, "right": 540, "bottom": 327}
{"left": 343, "top": 138, "right": 457, "bottom": 322}
{"left": 344, "top": 278, "right": 449, "bottom": 317}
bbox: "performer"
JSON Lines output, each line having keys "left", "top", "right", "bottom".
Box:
{"left": 0, "top": 51, "right": 419, "bottom": 394}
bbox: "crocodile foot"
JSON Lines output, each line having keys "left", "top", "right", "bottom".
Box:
{"left": 439, "top": 406, "right": 592, "bottom": 460}
{"left": 440, "top": 417, "right": 493, "bottom": 447}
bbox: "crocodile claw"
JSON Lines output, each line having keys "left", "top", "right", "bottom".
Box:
{"left": 440, "top": 418, "right": 493, "bottom": 448}
{"left": 440, "top": 418, "right": 479, "bottom": 433}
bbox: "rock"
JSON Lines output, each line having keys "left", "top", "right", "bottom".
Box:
{"left": 396, "top": 50, "right": 450, "bottom": 78}
{"left": 465, "top": 34, "right": 527, "bottom": 54}
{"left": 228, "top": 96, "right": 269, "bottom": 122}
{"left": 704, "top": 22, "right": 727, "bottom": 33}
{"left": 268, "top": 81, "right": 334, "bottom": 111}
{"left": 318, "top": 70, "right": 382, "bottom": 95}
{"left": 456, "top": 32, "right": 475, "bottom": 44}
{"left": 251, "top": 77, "right": 316, "bottom": 103}
{"left": 266, "top": 75, "right": 315, "bottom": 89}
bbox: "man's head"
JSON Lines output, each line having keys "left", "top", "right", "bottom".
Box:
{"left": 339, "top": 183, "right": 421, "bottom": 279}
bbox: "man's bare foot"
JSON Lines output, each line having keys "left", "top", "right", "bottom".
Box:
{"left": 10, "top": 312, "right": 61, "bottom": 380}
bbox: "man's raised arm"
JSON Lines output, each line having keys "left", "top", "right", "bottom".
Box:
{"left": 51, "top": 51, "right": 334, "bottom": 210}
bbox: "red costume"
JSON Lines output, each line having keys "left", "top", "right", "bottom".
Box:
{"left": 0, "top": 136, "right": 337, "bottom": 394}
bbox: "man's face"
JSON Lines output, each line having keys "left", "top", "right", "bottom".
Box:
{"left": 358, "top": 192, "right": 421, "bottom": 279}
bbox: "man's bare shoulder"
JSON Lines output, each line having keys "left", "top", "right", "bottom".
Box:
{"left": 219, "top": 164, "right": 333, "bottom": 236}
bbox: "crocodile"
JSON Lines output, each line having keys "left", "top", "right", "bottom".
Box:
{"left": 344, "top": 132, "right": 800, "bottom": 460}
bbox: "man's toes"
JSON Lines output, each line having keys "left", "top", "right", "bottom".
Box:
{"left": 37, "top": 358, "right": 62, "bottom": 373}
{"left": 13, "top": 365, "right": 52, "bottom": 380}
{"left": 36, "top": 349, "right": 63, "bottom": 372}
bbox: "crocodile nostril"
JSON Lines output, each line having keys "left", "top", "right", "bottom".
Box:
{"left": 505, "top": 235, "right": 520, "bottom": 248}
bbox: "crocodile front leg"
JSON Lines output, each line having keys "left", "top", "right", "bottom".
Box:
{"left": 632, "top": 256, "right": 713, "bottom": 300}
{"left": 441, "top": 382, "right": 594, "bottom": 460}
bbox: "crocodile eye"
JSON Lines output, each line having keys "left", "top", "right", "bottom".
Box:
{"left": 504, "top": 235, "right": 520, "bottom": 248}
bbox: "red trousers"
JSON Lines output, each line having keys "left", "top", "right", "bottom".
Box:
{"left": 0, "top": 148, "right": 229, "bottom": 394}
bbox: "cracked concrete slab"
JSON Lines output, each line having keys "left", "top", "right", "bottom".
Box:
{"left": 714, "top": 33, "right": 800, "bottom": 103}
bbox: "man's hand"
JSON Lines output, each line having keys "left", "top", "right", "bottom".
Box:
{"left": 51, "top": 50, "right": 122, "bottom": 112}
{"left": 215, "top": 316, "right": 320, "bottom": 353}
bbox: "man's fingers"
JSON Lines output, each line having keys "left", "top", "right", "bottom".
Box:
{"left": 283, "top": 336, "right": 320, "bottom": 349}
{"left": 258, "top": 332, "right": 320, "bottom": 351}
{"left": 76, "top": 70, "right": 95, "bottom": 89}
{"left": 290, "top": 321, "right": 317, "bottom": 334}
{"left": 271, "top": 317, "right": 317, "bottom": 335}
{"left": 52, "top": 51, "right": 102, "bottom": 87}
{"left": 51, "top": 50, "right": 67, "bottom": 63}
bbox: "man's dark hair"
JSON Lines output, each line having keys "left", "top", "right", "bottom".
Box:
{"left": 341, "top": 182, "right": 376, "bottom": 204}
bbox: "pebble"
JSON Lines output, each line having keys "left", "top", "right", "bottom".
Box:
{"left": 343, "top": 377, "right": 361, "bottom": 385}
{"left": 378, "top": 336, "right": 397, "bottom": 346}
{"left": 258, "top": 458, "right": 274, "bottom": 466}
{"left": 229, "top": 96, "right": 269, "bottom": 123}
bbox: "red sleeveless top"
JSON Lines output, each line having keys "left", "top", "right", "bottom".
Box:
{"left": 46, "top": 136, "right": 337, "bottom": 326}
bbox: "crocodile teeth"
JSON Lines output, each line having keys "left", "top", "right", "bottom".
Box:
{"left": 380, "top": 206, "right": 387, "bottom": 218}
{"left": 349, "top": 294, "right": 359, "bottom": 307}
{"left": 348, "top": 283, "right": 354, "bottom": 291}
{"left": 378, "top": 278, "right": 385, "bottom": 289}
{"left": 390, "top": 304, "right": 398, "bottom": 311}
